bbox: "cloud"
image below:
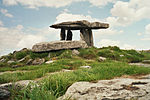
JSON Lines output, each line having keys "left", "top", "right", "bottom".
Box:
{"left": 55, "top": 12, "right": 123, "bottom": 38}
{"left": 55, "top": 12, "right": 100, "bottom": 23}
{"left": 0, "top": 20, "right": 3, "bottom": 26}
{"left": 0, "top": 9, "right": 13, "bottom": 18}
{"left": 0, "top": 24, "right": 59, "bottom": 56}
{"left": 97, "top": 39, "right": 136, "bottom": 50}
{"left": 109, "top": 0, "right": 150, "bottom": 27}
{"left": 141, "top": 24, "right": 150, "bottom": 41}
{"left": 2, "top": 0, "right": 116, "bottom": 9}
{"left": 89, "top": 0, "right": 116, "bottom": 7}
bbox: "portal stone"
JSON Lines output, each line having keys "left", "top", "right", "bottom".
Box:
{"left": 80, "top": 29, "right": 93, "bottom": 46}
{"left": 66, "top": 29, "right": 73, "bottom": 41}
{"left": 60, "top": 28, "right": 66, "bottom": 40}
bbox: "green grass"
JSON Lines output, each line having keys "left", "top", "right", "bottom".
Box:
{"left": 0, "top": 46, "right": 150, "bottom": 100}
{"left": 10, "top": 60, "right": 150, "bottom": 100}
{"left": 0, "top": 58, "right": 88, "bottom": 84}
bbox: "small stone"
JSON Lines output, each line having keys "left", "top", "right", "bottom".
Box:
{"left": 80, "top": 66, "right": 91, "bottom": 69}
{"left": 120, "top": 55, "right": 124, "bottom": 57}
{"left": 11, "top": 65, "right": 21, "bottom": 68}
{"left": 7, "top": 60, "right": 15, "bottom": 64}
{"left": 45, "top": 60, "right": 54, "bottom": 64}
{"left": 98, "top": 57, "right": 106, "bottom": 62}
{"left": 0, "top": 88, "right": 10, "bottom": 99}
{"left": 142, "top": 60, "right": 150, "bottom": 64}
{"left": 72, "top": 49, "right": 80, "bottom": 55}
{"left": 0, "top": 58, "right": 5, "bottom": 63}
{"left": 32, "top": 58, "right": 45, "bottom": 65}
{"left": 18, "top": 57, "right": 26, "bottom": 63}
{"left": 48, "top": 53, "right": 51, "bottom": 58}
{"left": 26, "top": 59, "right": 33, "bottom": 65}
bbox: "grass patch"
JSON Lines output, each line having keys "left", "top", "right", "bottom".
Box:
{"left": 12, "top": 60, "right": 150, "bottom": 100}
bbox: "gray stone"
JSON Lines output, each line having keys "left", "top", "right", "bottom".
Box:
{"left": 32, "top": 58, "right": 45, "bottom": 65}
{"left": 50, "top": 20, "right": 109, "bottom": 30}
{"left": 60, "top": 28, "right": 66, "bottom": 40}
{"left": 45, "top": 60, "right": 54, "bottom": 64}
{"left": 7, "top": 60, "right": 15, "bottom": 64}
{"left": 72, "top": 49, "right": 80, "bottom": 55}
{"left": 66, "top": 29, "right": 73, "bottom": 41}
{"left": 0, "top": 80, "right": 35, "bottom": 100}
{"left": 32, "top": 41, "right": 88, "bottom": 52}
{"left": 0, "top": 58, "right": 6, "bottom": 63}
{"left": 80, "top": 29, "right": 93, "bottom": 46}
{"left": 0, "top": 88, "right": 10, "bottom": 100}
{"left": 17, "top": 57, "right": 26, "bottom": 63}
{"left": 59, "top": 77, "right": 150, "bottom": 100}
{"left": 80, "top": 66, "right": 91, "bottom": 69}
{"left": 26, "top": 59, "right": 33, "bottom": 65}
{"left": 11, "top": 65, "right": 21, "bottom": 68}
{"left": 98, "top": 57, "right": 107, "bottom": 62}
{"left": 129, "top": 63, "right": 150, "bottom": 67}
{"left": 142, "top": 60, "right": 150, "bottom": 64}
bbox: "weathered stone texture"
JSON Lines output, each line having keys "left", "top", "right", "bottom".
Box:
{"left": 50, "top": 20, "right": 109, "bottom": 30}
{"left": 32, "top": 41, "right": 88, "bottom": 52}
{"left": 59, "top": 77, "right": 150, "bottom": 100}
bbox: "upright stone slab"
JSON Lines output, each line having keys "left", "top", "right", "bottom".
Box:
{"left": 80, "top": 29, "right": 93, "bottom": 46}
{"left": 66, "top": 30, "right": 73, "bottom": 41}
{"left": 60, "top": 28, "right": 66, "bottom": 40}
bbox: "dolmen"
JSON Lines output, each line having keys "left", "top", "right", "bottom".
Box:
{"left": 32, "top": 20, "right": 109, "bottom": 52}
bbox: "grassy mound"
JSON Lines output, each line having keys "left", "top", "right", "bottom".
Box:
{"left": 0, "top": 46, "right": 150, "bottom": 100}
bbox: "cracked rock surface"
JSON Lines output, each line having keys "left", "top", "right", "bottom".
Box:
{"left": 59, "top": 75, "right": 150, "bottom": 100}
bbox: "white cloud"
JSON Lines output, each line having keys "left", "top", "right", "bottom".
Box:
{"left": 55, "top": 12, "right": 100, "bottom": 23}
{"left": 98, "top": 39, "right": 120, "bottom": 47}
{"left": 137, "top": 33, "right": 142, "bottom": 36}
{"left": 145, "top": 24, "right": 150, "bottom": 34}
{"left": 141, "top": 24, "right": 150, "bottom": 41}
{"left": 109, "top": 0, "right": 150, "bottom": 27}
{"left": 88, "top": 0, "right": 116, "bottom": 7}
{"left": 97, "top": 39, "right": 136, "bottom": 50}
{"left": 0, "top": 9, "right": 13, "bottom": 18}
{"left": 0, "top": 24, "right": 59, "bottom": 56}
{"left": 2, "top": 0, "right": 116, "bottom": 9}
{"left": 0, "top": 20, "right": 3, "bottom": 26}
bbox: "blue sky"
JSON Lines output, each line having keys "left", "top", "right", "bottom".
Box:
{"left": 0, "top": 0, "right": 150, "bottom": 56}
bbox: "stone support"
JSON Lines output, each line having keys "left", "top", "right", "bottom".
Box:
{"left": 60, "top": 28, "right": 66, "bottom": 40}
{"left": 66, "top": 29, "right": 73, "bottom": 41}
{"left": 80, "top": 29, "right": 93, "bottom": 46}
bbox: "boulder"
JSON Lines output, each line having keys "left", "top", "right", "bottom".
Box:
{"left": 0, "top": 58, "right": 6, "bottom": 63}
{"left": 26, "top": 59, "right": 33, "bottom": 65}
{"left": 45, "top": 60, "right": 54, "bottom": 64}
{"left": 32, "top": 58, "right": 45, "bottom": 65}
{"left": 59, "top": 77, "right": 150, "bottom": 100}
{"left": 7, "top": 60, "right": 15, "bottom": 64}
{"left": 72, "top": 49, "right": 80, "bottom": 55}
{"left": 32, "top": 41, "right": 88, "bottom": 52}
{"left": 80, "top": 66, "right": 91, "bottom": 69}
{"left": 98, "top": 57, "right": 106, "bottom": 62}
{"left": 142, "top": 60, "right": 150, "bottom": 64}
{"left": 0, "top": 80, "right": 35, "bottom": 100}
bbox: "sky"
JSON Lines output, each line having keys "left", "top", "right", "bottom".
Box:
{"left": 0, "top": 0, "right": 150, "bottom": 56}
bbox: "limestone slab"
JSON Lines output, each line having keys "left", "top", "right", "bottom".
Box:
{"left": 32, "top": 41, "right": 88, "bottom": 52}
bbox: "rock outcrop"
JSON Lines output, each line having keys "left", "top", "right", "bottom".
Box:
{"left": 32, "top": 41, "right": 88, "bottom": 52}
{"left": 59, "top": 75, "right": 150, "bottom": 100}
{"left": 0, "top": 80, "right": 35, "bottom": 100}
